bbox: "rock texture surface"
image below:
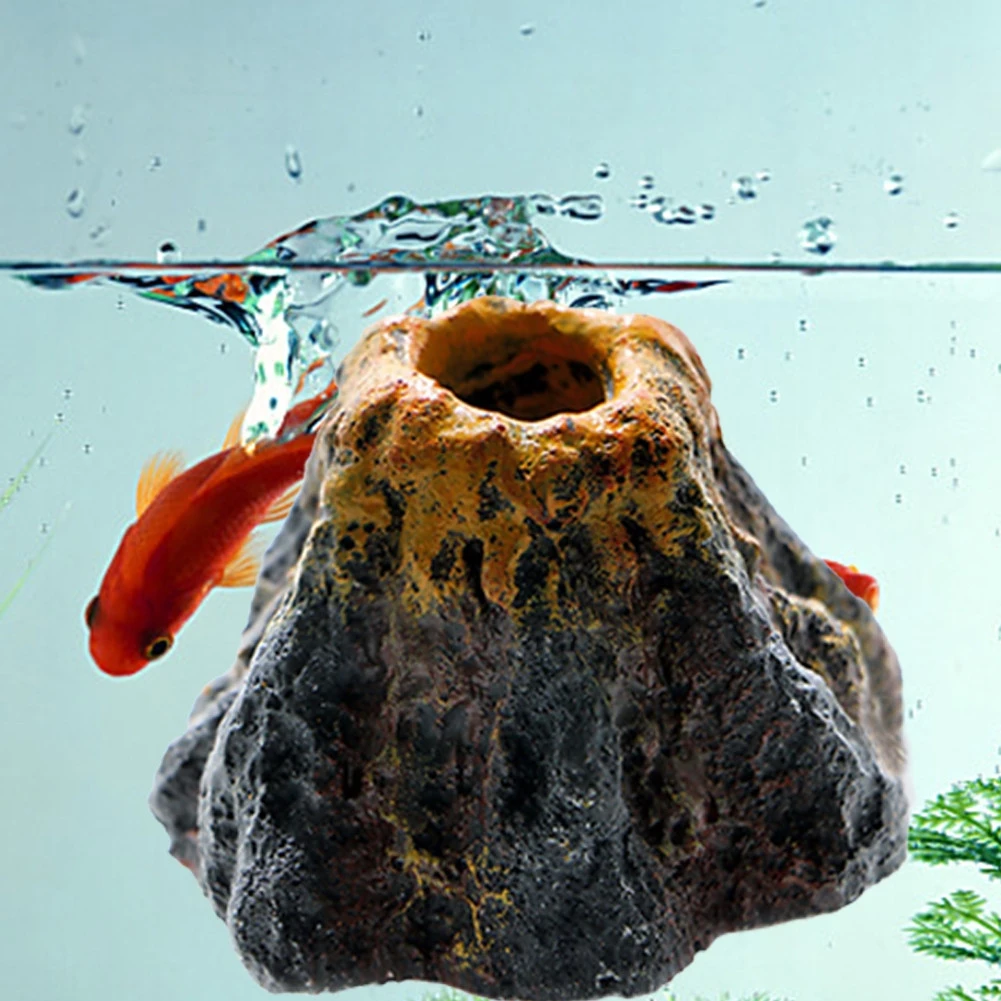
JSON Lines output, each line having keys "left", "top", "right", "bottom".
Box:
{"left": 151, "top": 297, "right": 908, "bottom": 999}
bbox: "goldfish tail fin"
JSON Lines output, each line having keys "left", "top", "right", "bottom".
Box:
{"left": 221, "top": 408, "right": 246, "bottom": 451}
{"left": 260, "top": 483, "right": 301, "bottom": 524}
{"left": 136, "top": 450, "right": 185, "bottom": 517}
{"left": 218, "top": 534, "right": 264, "bottom": 588}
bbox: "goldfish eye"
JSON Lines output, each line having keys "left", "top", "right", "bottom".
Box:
{"left": 84, "top": 595, "right": 100, "bottom": 628}
{"left": 144, "top": 634, "right": 174, "bottom": 661}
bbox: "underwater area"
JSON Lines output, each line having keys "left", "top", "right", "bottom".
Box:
{"left": 3, "top": 3, "right": 1001, "bottom": 1000}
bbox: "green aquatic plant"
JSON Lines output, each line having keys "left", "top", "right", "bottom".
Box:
{"left": 0, "top": 429, "right": 53, "bottom": 515}
{"left": 0, "top": 430, "right": 62, "bottom": 620}
{"left": 907, "top": 777, "right": 1001, "bottom": 1000}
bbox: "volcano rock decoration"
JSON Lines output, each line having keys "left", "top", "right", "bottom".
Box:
{"left": 151, "top": 297, "right": 908, "bottom": 999}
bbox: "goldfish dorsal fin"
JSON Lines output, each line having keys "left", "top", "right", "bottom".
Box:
{"left": 218, "top": 534, "right": 263, "bottom": 588}
{"left": 260, "top": 482, "right": 300, "bottom": 524}
{"left": 221, "top": 408, "right": 246, "bottom": 451}
{"left": 136, "top": 450, "right": 186, "bottom": 517}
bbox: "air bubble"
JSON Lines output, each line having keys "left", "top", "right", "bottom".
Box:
{"left": 67, "top": 104, "right": 87, "bottom": 135}
{"left": 883, "top": 173, "right": 904, "bottom": 196}
{"left": 414, "top": 104, "right": 424, "bottom": 118}
{"left": 197, "top": 218, "right": 207, "bottom": 233}
{"left": 981, "top": 149, "right": 1001, "bottom": 171}
{"left": 285, "top": 146, "right": 303, "bottom": 181}
{"left": 628, "top": 193, "right": 649, "bottom": 210}
{"left": 558, "top": 194, "right": 603, "bottom": 221}
{"left": 148, "top": 155, "right": 162, "bottom": 171}
{"left": 732, "top": 176, "right": 757, "bottom": 200}
{"left": 65, "top": 188, "right": 85, "bottom": 218}
{"left": 519, "top": 23, "right": 536, "bottom": 36}
{"left": 799, "top": 216, "right": 836, "bottom": 255}
{"left": 698, "top": 203, "right": 715, "bottom": 221}
{"left": 157, "top": 241, "right": 180, "bottom": 263}
{"left": 594, "top": 162, "right": 610, "bottom": 180}
{"left": 638, "top": 175, "right": 655, "bottom": 191}
{"left": 768, "top": 389, "right": 779, "bottom": 403}
{"left": 943, "top": 211, "right": 960, "bottom": 229}
{"left": 417, "top": 29, "right": 431, "bottom": 41}
{"left": 755, "top": 168, "right": 771, "bottom": 182}
{"left": 736, "top": 347, "right": 745, "bottom": 360}
{"left": 798, "top": 318, "right": 809, "bottom": 332}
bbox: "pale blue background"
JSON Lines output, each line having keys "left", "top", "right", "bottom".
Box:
{"left": 2, "top": 3, "right": 1001, "bottom": 1000}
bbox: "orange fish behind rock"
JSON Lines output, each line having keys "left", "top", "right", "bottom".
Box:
{"left": 85, "top": 379, "right": 335, "bottom": 677}
{"left": 824, "top": 558, "right": 880, "bottom": 611}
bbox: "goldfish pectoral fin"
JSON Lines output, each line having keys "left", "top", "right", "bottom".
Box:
{"left": 221, "top": 407, "right": 247, "bottom": 450}
{"left": 136, "top": 450, "right": 186, "bottom": 516}
{"left": 260, "top": 483, "right": 300, "bottom": 524}
{"left": 218, "top": 535, "right": 264, "bottom": 588}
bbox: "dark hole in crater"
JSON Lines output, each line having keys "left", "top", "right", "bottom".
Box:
{"left": 416, "top": 326, "right": 607, "bottom": 422}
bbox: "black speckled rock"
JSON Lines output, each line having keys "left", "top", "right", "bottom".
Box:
{"left": 151, "top": 297, "right": 908, "bottom": 999}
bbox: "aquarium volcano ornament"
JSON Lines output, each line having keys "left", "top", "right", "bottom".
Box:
{"left": 152, "top": 297, "right": 908, "bottom": 999}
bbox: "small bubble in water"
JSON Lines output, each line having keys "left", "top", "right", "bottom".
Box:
{"left": 55, "top": 412, "right": 65, "bottom": 423}
{"left": 417, "top": 29, "right": 431, "bottom": 42}
{"left": 413, "top": 104, "right": 424, "bottom": 118}
{"left": 866, "top": 395, "right": 874, "bottom": 407}
{"left": 736, "top": 347, "right": 746, "bottom": 360}
{"left": 981, "top": 149, "right": 1001, "bottom": 172}
{"left": 858, "top": 356, "right": 866, "bottom": 367}
{"left": 799, "top": 216, "right": 836, "bottom": 255}
{"left": 698, "top": 203, "right": 715, "bottom": 221}
{"left": 519, "top": 23, "right": 536, "bottom": 36}
{"left": 88, "top": 223, "right": 108, "bottom": 242}
{"left": 732, "top": 176, "right": 757, "bottom": 200}
{"left": 558, "top": 193, "right": 603, "bottom": 221}
{"left": 67, "top": 104, "right": 87, "bottom": 135}
{"left": 594, "top": 161, "right": 610, "bottom": 180}
{"left": 670, "top": 204, "right": 697, "bottom": 225}
{"left": 798, "top": 318, "right": 809, "bottom": 332}
{"left": 148, "top": 155, "right": 162, "bottom": 171}
{"left": 830, "top": 180, "right": 843, "bottom": 194}
{"left": 73, "top": 147, "right": 86, "bottom": 166}
{"left": 943, "top": 211, "right": 960, "bottom": 229}
{"left": 629, "top": 193, "right": 649, "bottom": 210}
{"left": 157, "top": 240, "right": 180, "bottom": 263}
{"left": 285, "top": 145, "right": 303, "bottom": 181}
{"left": 65, "top": 187, "right": 85, "bottom": 218}
{"left": 883, "top": 173, "right": 904, "bottom": 196}
{"left": 530, "top": 194, "right": 557, "bottom": 215}
{"left": 768, "top": 389, "right": 779, "bottom": 403}
{"left": 63, "top": 388, "right": 72, "bottom": 400}
{"left": 83, "top": 443, "right": 92, "bottom": 454}
{"left": 895, "top": 493, "right": 903, "bottom": 504}
{"left": 639, "top": 174, "right": 655, "bottom": 191}
{"left": 196, "top": 217, "right": 207, "bottom": 233}
{"left": 755, "top": 168, "right": 771, "bottom": 182}
{"left": 116, "top": 295, "right": 125, "bottom": 311}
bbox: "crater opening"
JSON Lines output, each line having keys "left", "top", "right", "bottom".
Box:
{"left": 413, "top": 310, "right": 608, "bottom": 422}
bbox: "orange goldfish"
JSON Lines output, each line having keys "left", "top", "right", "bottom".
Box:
{"left": 85, "top": 378, "right": 335, "bottom": 677}
{"left": 823, "top": 558, "right": 880, "bottom": 612}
